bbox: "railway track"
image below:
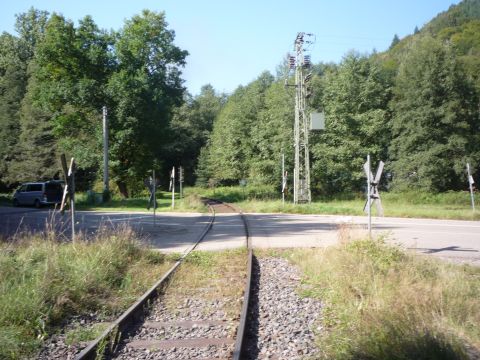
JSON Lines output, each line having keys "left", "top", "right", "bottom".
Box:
{"left": 74, "top": 198, "right": 253, "bottom": 360}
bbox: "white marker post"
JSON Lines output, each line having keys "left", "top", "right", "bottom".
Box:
{"left": 102, "top": 106, "right": 109, "bottom": 196}
{"left": 282, "top": 153, "right": 285, "bottom": 206}
{"left": 171, "top": 166, "right": 175, "bottom": 209}
{"left": 60, "top": 155, "right": 76, "bottom": 242}
{"left": 153, "top": 169, "right": 156, "bottom": 227}
{"left": 467, "top": 163, "right": 475, "bottom": 212}
{"left": 367, "top": 154, "right": 372, "bottom": 238}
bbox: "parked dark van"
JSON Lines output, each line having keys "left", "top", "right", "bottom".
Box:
{"left": 13, "top": 181, "right": 63, "bottom": 208}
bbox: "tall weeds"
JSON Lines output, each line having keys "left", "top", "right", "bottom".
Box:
{"left": 0, "top": 227, "right": 169, "bottom": 359}
{"left": 289, "top": 238, "right": 480, "bottom": 359}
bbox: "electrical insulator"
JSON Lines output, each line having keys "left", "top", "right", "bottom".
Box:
{"left": 289, "top": 56, "right": 296, "bottom": 69}
{"left": 304, "top": 55, "right": 311, "bottom": 68}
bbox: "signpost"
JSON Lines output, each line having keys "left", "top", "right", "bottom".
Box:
{"left": 169, "top": 167, "right": 175, "bottom": 209}
{"left": 102, "top": 106, "right": 109, "bottom": 196}
{"left": 467, "top": 163, "right": 475, "bottom": 212}
{"left": 363, "top": 155, "right": 385, "bottom": 238}
{"left": 281, "top": 153, "right": 287, "bottom": 206}
{"left": 60, "top": 154, "right": 76, "bottom": 242}
{"left": 145, "top": 172, "right": 159, "bottom": 226}
{"left": 179, "top": 166, "right": 184, "bottom": 199}
{"left": 239, "top": 179, "right": 247, "bottom": 200}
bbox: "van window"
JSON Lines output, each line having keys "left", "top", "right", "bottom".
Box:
{"left": 27, "top": 184, "right": 42, "bottom": 192}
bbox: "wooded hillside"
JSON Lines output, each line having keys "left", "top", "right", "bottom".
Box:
{"left": 1, "top": 1, "right": 479, "bottom": 196}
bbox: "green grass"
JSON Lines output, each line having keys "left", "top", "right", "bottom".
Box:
{"left": 285, "top": 239, "right": 480, "bottom": 359}
{"left": 164, "top": 248, "right": 247, "bottom": 319}
{"left": 76, "top": 191, "right": 207, "bottom": 213}
{"left": 65, "top": 322, "right": 110, "bottom": 345}
{"left": 0, "top": 228, "right": 174, "bottom": 359}
{"left": 189, "top": 186, "right": 480, "bottom": 220}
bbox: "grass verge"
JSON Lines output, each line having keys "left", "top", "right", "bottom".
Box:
{"left": 189, "top": 186, "right": 480, "bottom": 220}
{"left": 285, "top": 238, "right": 480, "bottom": 359}
{"left": 0, "top": 227, "right": 174, "bottom": 359}
{"left": 76, "top": 191, "right": 207, "bottom": 213}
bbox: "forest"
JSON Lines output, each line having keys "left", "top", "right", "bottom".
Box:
{"left": 1, "top": 0, "right": 480, "bottom": 197}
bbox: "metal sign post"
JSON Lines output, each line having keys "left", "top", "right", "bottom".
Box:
{"left": 179, "top": 166, "right": 184, "bottom": 199}
{"left": 170, "top": 167, "right": 175, "bottom": 209}
{"left": 281, "top": 153, "right": 285, "bottom": 206}
{"left": 145, "top": 173, "right": 159, "bottom": 225}
{"left": 366, "top": 155, "right": 372, "bottom": 237}
{"left": 153, "top": 169, "right": 156, "bottom": 226}
{"left": 467, "top": 163, "right": 475, "bottom": 212}
{"left": 60, "top": 154, "right": 76, "bottom": 242}
{"left": 102, "top": 106, "right": 109, "bottom": 195}
{"left": 363, "top": 156, "right": 385, "bottom": 238}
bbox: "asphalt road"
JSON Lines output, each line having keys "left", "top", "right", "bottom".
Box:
{"left": 0, "top": 206, "right": 211, "bottom": 253}
{"left": 247, "top": 213, "right": 480, "bottom": 265}
{"left": 1, "top": 206, "right": 479, "bottom": 265}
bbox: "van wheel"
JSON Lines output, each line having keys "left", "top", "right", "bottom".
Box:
{"left": 13, "top": 199, "right": 19, "bottom": 207}
{"left": 34, "top": 199, "right": 41, "bottom": 209}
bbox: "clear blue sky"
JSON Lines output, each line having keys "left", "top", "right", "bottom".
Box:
{"left": 0, "top": 0, "right": 461, "bottom": 95}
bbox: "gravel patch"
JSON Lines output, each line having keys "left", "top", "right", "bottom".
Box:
{"left": 244, "top": 256, "right": 323, "bottom": 359}
{"left": 36, "top": 312, "right": 113, "bottom": 360}
{"left": 112, "top": 252, "right": 246, "bottom": 360}
{"left": 112, "top": 296, "right": 237, "bottom": 359}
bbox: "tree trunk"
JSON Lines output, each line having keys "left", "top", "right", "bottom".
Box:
{"left": 116, "top": 181, "right": 129, "bottom": 198}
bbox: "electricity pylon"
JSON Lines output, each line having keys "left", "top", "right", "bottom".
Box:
{"left": 288, "top": 32, "right": 314, "bottom": 204}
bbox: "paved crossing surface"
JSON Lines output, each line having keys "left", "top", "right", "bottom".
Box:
{"left": 1, "top": 206, "right": 479, "bottom": 264}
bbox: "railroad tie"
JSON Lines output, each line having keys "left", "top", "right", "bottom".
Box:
{"left": 127, "top": 337, "right": 235, "bottom": 350}
{"left": 125, "top": 320, "right": 235, "bottom": 350}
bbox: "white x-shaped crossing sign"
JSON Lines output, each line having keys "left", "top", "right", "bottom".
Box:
{"left": 363, "top": 160, "right": 384, "bottom": 217}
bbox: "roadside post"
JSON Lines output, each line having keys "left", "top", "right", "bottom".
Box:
{"left": 282, "top": 153, "right": 287, "bottom": 206}
{"left": 239, "top": 179, "right": 247, "bottom": 200}
{"left": 153, "top": 170, "right": 156, "bottom": 226}
{"left": 179, "top": 166, "right": 184, "bottom": 199}
{"left": 102, "top": 106, "right": 109, "bottom": 199}
{"left": 281, "top": 153, "right": 286, "bottom": 206}
{"left": 366, "top": 155, "right": 371, "bottom": 237}
{"left": 467, "top": 163, "right": 475, "bottom": 212}
{"left": 60, "top": 154, "right": 76, "bottom": 242}
{"left": 145, "top": 172, "right": 159, "bottom": 226}
{"left": 363, "top": 155, "right": 385, "bottom": 238}
{"left": 170, "top": 167, "right": 175, "bottom": 209}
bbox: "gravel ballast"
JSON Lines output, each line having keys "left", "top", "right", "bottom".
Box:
{"left": 36, "top": 255, "right": 322, "bottom": 360}
{"left": 244, "top": 256, "right": 323, "bottom": 359}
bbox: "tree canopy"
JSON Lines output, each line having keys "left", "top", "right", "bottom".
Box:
{"left": 1, "top": 1, "right": 480, "bottom": 196}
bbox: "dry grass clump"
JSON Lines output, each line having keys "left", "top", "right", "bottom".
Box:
{"left": 0, "top": 227, "right": 172, "bottom": 359}
{"left": 288, "top": 234, "right": 480, "bottom": 360}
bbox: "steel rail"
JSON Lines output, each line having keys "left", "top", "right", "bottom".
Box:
{"left": 209, "top": 199, "right": 253, "bottom": 360}
{"left": 232, "top": 209, "right": 253, "bottom": 360}
{"left": 75, "top": 206, "right": 216, "bottom": 360}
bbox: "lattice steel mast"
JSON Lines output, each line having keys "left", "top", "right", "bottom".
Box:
{"left": 290, "top": 32, "right": 313, "bottom": 204}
